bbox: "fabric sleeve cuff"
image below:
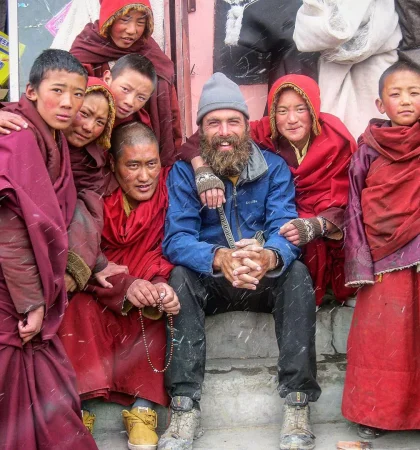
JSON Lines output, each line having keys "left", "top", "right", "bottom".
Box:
{"left": 67, "top": 251, "right": 92, "bottom": 290}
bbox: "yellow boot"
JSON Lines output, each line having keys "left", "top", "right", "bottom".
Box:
{"left": 122, "top": 407, "right": 158, "bottom": 450}
{"left": 81, "top": 410, "right": 96, "bottom": 434}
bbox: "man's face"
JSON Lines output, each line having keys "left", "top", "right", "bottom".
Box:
{"left": 103, "top": 68, "right": 154, "bottom": 119}
{"left": 110, "top": 141, "right": 161, "bottom": 208}
{"left": 376, "top": 70, "right": 420, "bottom": 127}
{"left": 109, "top": 9, "right": 147, "bottom": 49}
{"left": 26, "top": 69, "right": 86, "bottom": 131}
{"left": 275, "top": 89, "right": 312, "bottom": 148}
{"left": 64, "top": 92, "right": 109, "bottom": 147}
{"left": 200, "top": 109, "right": 250, "bottom": 177}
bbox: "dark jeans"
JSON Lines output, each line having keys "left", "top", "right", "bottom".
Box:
{"left": 165, "top": 260, "right": 321, "bottom": 403}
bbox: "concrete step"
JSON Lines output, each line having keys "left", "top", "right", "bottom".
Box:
{"left": 95, "top": 422, "right": 420, "bottom": 450}
{"left": 85, "top": 304, "right": 354, "bottom": 435}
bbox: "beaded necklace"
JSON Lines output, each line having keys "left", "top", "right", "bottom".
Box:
{"left": 138, "top": 299, "right": 174, "bottom": 373}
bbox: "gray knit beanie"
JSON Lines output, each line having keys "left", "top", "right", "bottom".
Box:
{"left": 196, "top": 72, "right": 249, "bottom": 125}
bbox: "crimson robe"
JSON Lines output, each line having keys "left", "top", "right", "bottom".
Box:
{"left": 0, "top": 96, "right": 97, "bottom": 449}
{"left": 342, "top": 119, "right": 420, "bottom": 430}
{"left": 59, "top": 167, "right": 173, "bottom": 407}
{"left": 70, "top": 0, "right": 182, "bottom": 166}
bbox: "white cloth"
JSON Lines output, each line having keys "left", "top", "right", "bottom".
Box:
{"left": 293, "top": 0, "right": 402, "bottom": 139}
{"left": 51, "top": 0, "right": 165, "bottom": 51}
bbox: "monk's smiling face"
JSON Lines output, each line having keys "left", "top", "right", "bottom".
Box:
{"left": 64, "top": 92, "right": 109, "bottom": 147}
{"left": 110, "top": 141, "right": 161, "bottom": 208}
{"left": 26, "top": 69, "right": 86, "bottom": 131}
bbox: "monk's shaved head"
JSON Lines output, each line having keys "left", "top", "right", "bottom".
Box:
{"left": 110, "top": 122, "right": 158, "bottom": 161}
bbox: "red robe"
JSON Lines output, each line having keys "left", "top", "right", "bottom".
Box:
{"left": 178, "top": 74, "right": 357, "bottom": 305}
{"left": 70, "top": 0, "right": 182, "bottom": 166}
{"left": 59, "top": 168, "right": 173, "bottom": 407}
{"left": 0, "top": 96, "right": 97, "bottom": 449}
{"left": 342, "top": 119, "right": 420, "bottom": 430}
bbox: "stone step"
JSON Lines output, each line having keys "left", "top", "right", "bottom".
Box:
{"left": 95, "top": 422, "right": 420, "bottom": 450}
{"left": 85, "top": 305, "right": 354, "bottom": 436}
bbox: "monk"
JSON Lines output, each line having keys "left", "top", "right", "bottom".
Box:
{"left": 0, "top": 49, "right": 97, "bottom": 449}
{"left": 58, "top": 122, "right": 180, "bottom": 450}
{"left": 70, "top": 0, "right": 182, "bottom": 165}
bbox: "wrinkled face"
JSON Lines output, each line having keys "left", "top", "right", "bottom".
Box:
{"left": 200, "top": 109, "right": 250, "bottom": 177}
{"left": 26, "top": 69, "right": 86, "bottom": 131}
{"left": 103, "top": 68, "right": 154, "bottom": 119}
{"left": 109, "top": 9, "right": 147, "bottom": 48}
{"left": 275, "top": 89, "right": 312, "bottom": 149}
{"left": 110, "top": 142, "right": 161, "bottom": 207}
{"left": 376, "top": 70, "right": 420, "bottom": 127}
{"left": 64, "top": 92, "right": 109, "bottom": 147}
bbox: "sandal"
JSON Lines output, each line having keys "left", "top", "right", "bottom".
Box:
{"left": 357, "top": 424, "right": 385, "bottom": 439}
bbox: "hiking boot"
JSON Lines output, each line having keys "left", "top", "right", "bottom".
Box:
{"left": 82, "top": 409, "right": 96, "bottom": 434}
{"left": 122, "top": 407, "right": 158, "bottom": 450}
{"left": 279, "top": 392, "right": 315, "bottom": 450}
{"left": 158, "top": 396, "right": 204, "bottom": 450}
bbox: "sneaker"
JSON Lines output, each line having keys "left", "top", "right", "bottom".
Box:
{"left": 279, "top": 392, "right": 315, "bottom": 450}
{"left": 158, "top": 396, "right": 204, "bottom": 450}
{"left": 122, "top": 407, "right": 158, "bottom": 450}
{"left": 344, "top": 297, "right": 357, "bottom": 308}
{"left": 82, "top": 409, "right": 96, "bottom": 434}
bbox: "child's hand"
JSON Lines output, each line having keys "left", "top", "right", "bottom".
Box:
{"left": 18, "top": 305, "right": 45, "bottom": 344}
{"left": 95, "top": 262, "right": 129, "bottom": 288}
{"left": 0, "top": 111, "right": 28, "bottom": 134}
{"left": 64, "top": 273, "right": 78, "bottom": 292}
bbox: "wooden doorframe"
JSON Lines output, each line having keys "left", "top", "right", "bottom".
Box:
{"left": 165, "top": 0, "right": 193, "bottom": 141}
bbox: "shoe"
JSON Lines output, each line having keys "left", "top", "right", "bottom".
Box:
{"left": 82, "top": 409, "right": 96, "bottom": 434}
{"left": 122, "top": 407, "right": 158, "bottom": 450}
{"left": 279, "top": 392, "right": 315, "bottom": 450}
{"left": 357, "top": 424, "right": 385, "bottom": 440}
{"left": 158, "top": 396, "right": 204, "bottom": 450}
{"left": 344, "top": 297, "right": 357, "bottom": 308}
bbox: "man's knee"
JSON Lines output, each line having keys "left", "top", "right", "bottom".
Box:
{"left": 286, "top": 260, "right": 312, "bottom": 284}
{"left": 169, "top": 266, "right": 197, "bottom": 290}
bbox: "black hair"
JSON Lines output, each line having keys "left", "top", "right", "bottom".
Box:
{"left": 28, "top": 49, "right": 88, "bottom": 90}
{"left": 110, "top": 54, "right": 157, "bottom": 91}
{"left": 378, "top": 60, "right": 420, "bottom": 98}
{"left": 110, "top": 121, "right": 159, "bottom": 161}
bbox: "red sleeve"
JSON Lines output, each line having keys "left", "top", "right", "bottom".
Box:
{"left": 84, "top": 272, "right": 137, "bottom": 315}
{"left": 171, "top": 85, "right": 183, "bottom": 150}
{"left": 177, "top": 129, "right": 200, "bottom": 162}
{"left": 0, "top": 205, "right": 45, "bottom": 313}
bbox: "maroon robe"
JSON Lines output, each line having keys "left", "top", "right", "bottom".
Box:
{"left": 0, "top": 96, "right": 97, "bottom": 449}
{"left": 70, "top": 9, "right": 182, "bottom": 166}
{"left": 59, "top": 168, "right": 173, "bottom": 407}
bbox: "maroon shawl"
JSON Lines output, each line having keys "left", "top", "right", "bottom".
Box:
{"left": 360, "top": 119, "right": 420, "bottom": 261}
{"left": 70, "top": 21, "right": 181, "bottom": 166}
{"left": 0, "top": 95, "right": 76, "bottom": 339}
{"left": 101, "top": 167, "right": 173, "bottom": 281}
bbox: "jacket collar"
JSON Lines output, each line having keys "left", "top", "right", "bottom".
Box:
{"left": 237, "top": 141, "right": 268, "bottom": 185}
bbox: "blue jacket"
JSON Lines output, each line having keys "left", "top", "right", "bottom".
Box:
{"left": 163, "top": 143, "right": 299, "bottom": 275}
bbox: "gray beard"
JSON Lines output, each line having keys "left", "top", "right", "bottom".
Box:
{"left": 199, "top": 130, "right": 251, "bottom": 177}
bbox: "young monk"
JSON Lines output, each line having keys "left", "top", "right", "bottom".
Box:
{"left": 70, "top": 0, "right": 181, "bottom": 166}
{"left": 64, "top": 76, "right": 129, "bottom": 293}
{"left": 0, "top": 49, "right": 97, "bottom": 449}
{"left": 180, "top": 74, "right": 357, "bottom": 306}
{"left": 342, "top": 61, "right": 420, "bottom": 439}
{"left": 59, "top": 122, "right": 180, "bottom": 450}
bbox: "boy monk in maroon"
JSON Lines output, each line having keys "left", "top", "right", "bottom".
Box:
{"left": 0, "top": 49, "right": 97, "bottom": 449}
{"left": 70, "top": 0, "right": 181, "bottom": 166}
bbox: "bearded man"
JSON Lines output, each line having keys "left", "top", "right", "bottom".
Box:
{"left": 159, "top": 73, "right": 321, "bottom": 450}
